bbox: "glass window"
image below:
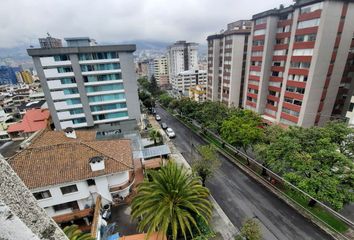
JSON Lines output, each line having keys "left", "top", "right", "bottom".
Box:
{"left": 249, "top": 71, "right": 260, "bottom": 76}
{"left": 79, "top": 52, "right": 119, "bottom": 61}
{"left": 81, "top": 63, "right": 120, "bottom": 72}
{"left": 253, "top": 40, "right": 264, "bottom": 46}
{"left": 88, "top": 93, "right": 126, "bottom": 103}
{"left": 53, "top": 201, "right": 78, "bottom": 212}
{"left": 72, "top": 118, "right": 86, "bottom": 124}
{"left": 286, "top": 86, "right": 305, "bottom": 94}
{"left": 255, "top": 18, "right": 267, "bottom": 25}
{"left": 60, "top": 185, "right": 78, "bottom": 195}
{"left": 85, "top": 83, "right": 123, "bottom": 93}
{"left": 60, "top": 78, "right": 76, "bottom": 84}
{"left": 90, "top": 103, "right": 127, "bottom": 112}
{"left": 66, "top": 98, "right": 81, "bottom": 105}
{"left": 251, "top": 51, "right": 263, "bottom": 56}
{"left": 290, "top": 62, "right": 310, "bottom": 69}
{"left": 293, "top": 49, "right": 313, "bottom": 56}
{"left": 57, "top": 67, "right": 73, "bottom": 73}
{"left": 274, "top": 50, "right": 287, "bottom": 56}
{"left": 69, "top": 108, "right": 84, "bottom": 115}
{"left": 254, "top": 29, "right": 266, "bottom": 36}
{"left": 83, "top": 73, "right": 122, "bottom": 82}
{"left": 297, "top": 19, "right": 320, "bottom": 29}
{"left": 63, "top": 88, "right": 79, "bottom": 95}
{"left": 282, "top": 107, "right": 300, "bottom": 116}
{"left": 93, "top": 111, "right": 128, "bottom": 121}
{"left": 87, "top": 179, "right": 96, "bottom": 186}
{"left": 300, "top": 2, "right": 323, "bottom": 14}
{"left": 54, "top": 55, "right": 70, "bottom": 61}
{"left": 295, "top": 34, "right": 316, "bottom": 42}
{"left": 33, "top": 190, "right": 52, "bottom": 200}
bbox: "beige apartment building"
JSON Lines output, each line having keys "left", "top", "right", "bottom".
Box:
{"left": 206, "top": 20, "right": 252, "bottom": 107}
{"left": 153, "top": 56, "right": 169, "bottom": 88}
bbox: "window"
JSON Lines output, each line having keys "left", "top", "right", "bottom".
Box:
{"left": 300, "top": 2, "right": 323, "bottom": 14}
{"left": 63, "top": 88, "right": 79, "bottom": 95}
{"left": 86, "top": 179, "right": 96, "bottom": 186}
{"left": 297, "top": 19, "right": 320, "bottom": 29}
{"left": 286, "top": 86, "right": 305, "bottom": 94}
{"left": 248, "top": 88, "right": 258, "bottom": 94}
{"left": 274, "top": 50, "right": 287, "bottom": 56}
{"left": 293, "top": 49, "right": 313, "bottom": 56}
{"left": 269, "top": 81, "right": 282, "bottom": 87}
{"left": 288, "top": 74, "right": 308, "bottom": 82}
{"left": 81, "top": 63, "right": 120, "bottom": 72}
{"left": 88, "top": 93, "right": 126, "bottom": 103}
{"left": 248, "top": 80, "right": 259, "bottom": 86}
{"left": 33, "top": 190, "right": 51, "bottom": 200}
{"left": 272, "top": 61, "right": 283, "bottom": 67}
{"left": 66, "top": 98, "right": 81, "bottom": 105}
{"left": 250, "top": 71, "right": 260, "bottom": 76}
{"left": 72, "top": 118, "right": 86, "bottom": 124}
{"left": 54, "top": 55, "right": 70, "bottom": 61}
{"left": 57, "top": 67, "right": 73, "bottom": 73}
{"left": 349, "top": 103, "right": 354, "bottom": 112}
{"left": 290, "top": 61, "right": 310, "bottom": 69}
{"left": 277, "top": 25, "right": 291, "bottom": 33}
{"left": 90, "top": 103, "right": 127, "bottom": 112}
{"left": 253, "top": 40, "right": 264, "bottom": 46}
{"left": 60, "top": 78, "right": 76, "bottom": 84}
{"left": 284, "top": 97, "right": 302, "bottom": 106}
{"left": 83, "top": 73, "right": 122, "bottom": 82}
{"left": 269, "top": 90, "right": 277, "bottom": 97}
{"left": 251, "top": 61, "right": 262, "bottom": 66}
{"left": 53, "top": 201, "right": 79, "bottom": 212}
{"left": 255, "top": 18, "right": 266, "bottom": 25}
{"left": 60, "top": 185, "right": 78, "bottom": 195}
{"left": 79, "top": 52, "right": 118, "bottom": 61}
{"left": 69, "top": 108, "right": 84, "bottom": 115}
{"left": 282, "top": 107, "right": 300, "bottom": 117}
{"left": 251, "top": 51, "right": 263, "bottom": 56}
{"left": 93, "top": 111, "right": 128, "bottom": 121}
{"left": 254, "top": 29, "right": 266, "bottom": 36}
{"left": 279, "top": 13, "right": 292, "bottom": 20}
{"left": 295, "top": 33, "right": 317, "bottom": 42}
{"left": 85, "top": 83, "right": 123, "bottom": 93}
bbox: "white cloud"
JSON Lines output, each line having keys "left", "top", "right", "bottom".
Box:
{"left": 0, "top": 0, "right": 293, "bottom": 48}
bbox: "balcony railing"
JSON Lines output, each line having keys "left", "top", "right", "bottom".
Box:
{"left": 109, "top": 172, "right": 135, "bottom": 192}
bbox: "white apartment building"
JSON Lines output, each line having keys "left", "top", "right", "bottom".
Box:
{"left": 27, "top": 37, "right": 140, "bottom": 133}
{"left": 167, "top": 41, "right": 198, "bottom": 84}
{"left": 173, "top": 70, "right": 207, "bottom": 95}
{"left": 9, "top": 129, "right": 134, "bottom": 225}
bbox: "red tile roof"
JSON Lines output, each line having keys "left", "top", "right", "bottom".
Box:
{"left": 7, "top": 109, "right": 50, "bottom": 133}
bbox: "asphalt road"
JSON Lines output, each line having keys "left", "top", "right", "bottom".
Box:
{"left": 156, "top": 105, "right": 332, "bottom": 240}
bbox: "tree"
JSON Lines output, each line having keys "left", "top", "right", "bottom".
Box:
{"left": 259, "top": 123, "right": 354, "bottom": 210}
{"left": 220, "top": 110, "right": 263, "bottom": 152}
{"left": 159, "top": 93, "right": 173, "bottom": 108}
{"left": 131, "top": 161, "right": 213, "bottom": 240}
{"left": 149, "top": 75, "right": 159, "bottom": 96}
{"left": 143, "top": 97, "right": 155, "bottom": 109}
{"left": 63, "top": 225, "right": 95, "bottom": 240}
{"left": 236, "top": 218, "right": 262, "bottom": 240}
{"left": 149, "top": 128, "right": 162, "bottom": 145}
{"left": 192, "top": 145, "right": 220, "bottom": 186}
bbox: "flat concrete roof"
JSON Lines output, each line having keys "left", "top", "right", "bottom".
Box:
{"left": 27, "top": 44, "right": 136, "bottom": 56}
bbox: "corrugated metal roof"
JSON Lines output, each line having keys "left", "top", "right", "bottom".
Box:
{"left": 142, "top": 144, "right": 171, "bottom": 159}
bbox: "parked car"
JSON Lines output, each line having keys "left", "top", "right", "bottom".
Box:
{"left": 161, "top": 122, "right": 168, "bottom": 129}
{"left": 166, "top": 128, "right": 176, "bottom": 138}
{"left": 151, "top": 108, "right": 156, "bottom": 115}
{"left": 155, "top": 114, "right": 161, "bottom": 121}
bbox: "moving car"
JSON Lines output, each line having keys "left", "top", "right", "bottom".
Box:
{"left": 161, "top": 122, "right": 168, "bottom": 129}
{"left": 155, "top": 114, "right": 161, "bottom": 121}
{"left": 166, "top": 127, "right": 176, "bottom": 138}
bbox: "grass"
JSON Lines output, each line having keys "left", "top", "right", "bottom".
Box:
{"left": 174, "top": 114, "right": 350, "bottom": 234}
{"left": 285, "top": 189, "right": 349, "bottom": 233}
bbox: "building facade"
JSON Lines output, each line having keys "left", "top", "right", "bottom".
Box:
{"left": 0, "top": 66, "right": 18, "bottom": 85}
{"left": 27, "top": 38, "right": 141, "bottom": 132}
{"left": 243, "top": 0, "right": 354, "bottom": 127}
{"left": 153, "top": 56, "right": 169, "bottom": 87}
{"left": 167, "top": 41, "right": 198, "bottom": 84}
{"left": 207, "top": 20, "right": 252, "bottom": 107}
{"left": 173, "top": 69, "right": 207, "bottom": 95}
{"left": 39, "top": 36, "right": 63, "bottom": 48}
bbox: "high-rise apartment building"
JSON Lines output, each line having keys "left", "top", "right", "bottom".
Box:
{"left": 243, "top": 0, "right": 354, "bottom": 127}
{"left": 207, "top": 20, "right": 252, "bottom": 107}
{"left": 39, "top": 35, "right": 63, "bottom": 48}
{"left": 153, "top": 56, "right": 169, "bottom": 87}
{"left": 27, "top": 37, "right": 140, "bottom": 133}
{"left": 167, "top": 41, "right": 198, "bottom": 83}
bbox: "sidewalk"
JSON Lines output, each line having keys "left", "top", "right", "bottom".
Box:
{"left": 149, "top": 116, "right": 239, "bottom": 239}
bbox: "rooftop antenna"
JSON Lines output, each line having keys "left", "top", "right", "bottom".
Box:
{"left": 47, "top": 32, "right": 51, "bottom": 37}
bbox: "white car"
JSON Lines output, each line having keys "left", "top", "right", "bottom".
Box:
{"left": 155, "top": 114, "right": 161, "bottom": 121}
{"left": 166, "top": 128, "right": 176, "bottom": 138}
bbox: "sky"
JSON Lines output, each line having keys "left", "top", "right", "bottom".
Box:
{"left": 0, "top": 0, "right": 293, "bottom": 49}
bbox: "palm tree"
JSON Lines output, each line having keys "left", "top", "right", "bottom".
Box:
{"left": 63, "top": 225, "right": 95, "bottom": 240}
{"left": 131, "top": 161, "right": 213, "bottom": 240}
{"left": 149, "top": 128, "right": 162, "bottom": 145}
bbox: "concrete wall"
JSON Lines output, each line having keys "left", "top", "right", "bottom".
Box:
{"left": 0, "top": 157, "right": 68, "bottom": 240}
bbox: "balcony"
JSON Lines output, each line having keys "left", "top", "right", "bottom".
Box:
{"left": 79, "top": 58, "right": 119, "bottom": 65}
{"left": 109, "top": 172, "right": 135, "bottom": 193}
{"left": 93, "top": 116, "right": 129, "bottom": 124}
{"left": 86, "top": 89, "right": 125, "bottom": 97}
{"left": 81, "top": 69, "right": 121, "bottom": 76}
{"left": 84, "top": 79, "right": 123, "bottom": 86}
{"left": 91, "top": 108, "right": 128, "bottom": 115}
{"left": 47, "top": 80, "right": 77, "bottom": 90}
{"left": 40, "top": 57, "right": 72, "bottom": 67}
{"left": 52, "top": 208, "right": 93, "bottom": 224}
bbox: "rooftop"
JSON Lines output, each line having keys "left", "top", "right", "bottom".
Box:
{"left": 9, "top": 129, "right": 134, "bottom": 189}
{"left": 7, "top": 109, "right": 50, "bottom": 133}
{"left": 18, "top": 100, "right": 46, "bottom": 111}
